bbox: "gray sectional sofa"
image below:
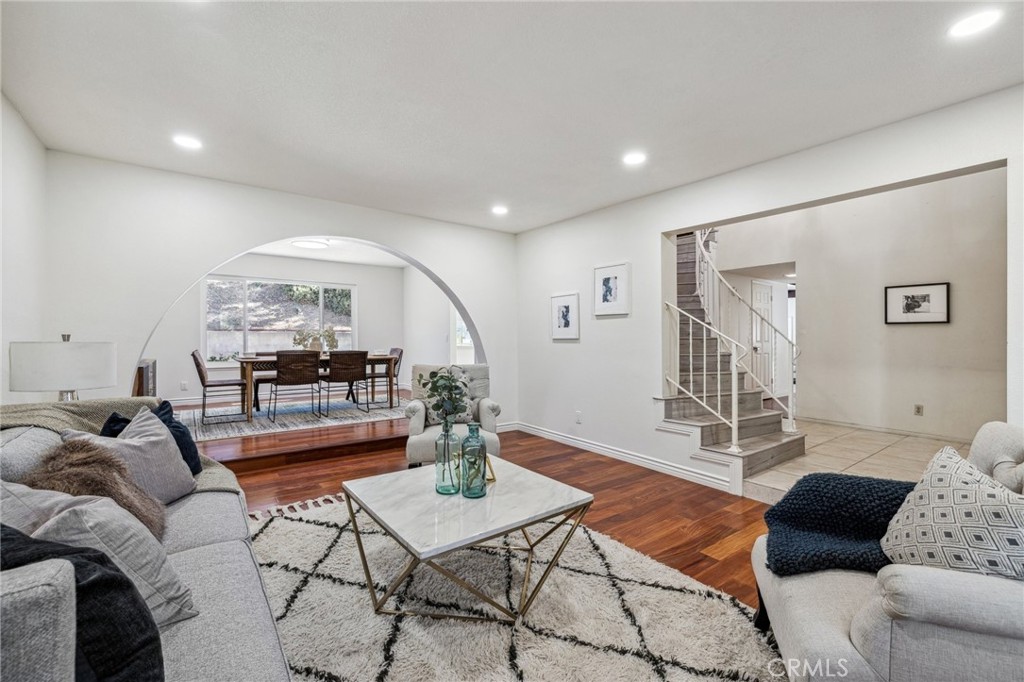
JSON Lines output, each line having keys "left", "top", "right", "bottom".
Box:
{"left": 752, "top": 422, "right": 1024, "bottom": 682}
{"left": 0, "top": 399, "right": 291, "bottom": 681}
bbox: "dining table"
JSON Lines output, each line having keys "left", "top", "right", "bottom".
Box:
{"left": 236, "top": 353, "right": 398, "bottom": 421}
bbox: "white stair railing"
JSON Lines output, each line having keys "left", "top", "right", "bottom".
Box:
{"left": 665, "top": 301, "right": 746, "bottom": 454}
{"left": 693, "top": 229, "right": 800, "bottom": 433}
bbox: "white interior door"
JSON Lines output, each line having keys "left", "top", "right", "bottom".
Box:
{"left": 751, "top": 281, "right": 774, "bottom": 392}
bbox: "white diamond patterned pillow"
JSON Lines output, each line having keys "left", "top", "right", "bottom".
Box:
{"left": 881, "top": 446, "right": 1024, "bottom": 581}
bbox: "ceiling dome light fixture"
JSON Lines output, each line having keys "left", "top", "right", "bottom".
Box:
{"left": 290, "top": 239, "right": 330, "bottom": 249}
{"left": 491, "top": 205, "right": 509, "bottom": 216}
{"left": 785, "top": 273, "right": 797, "bottom": 278}
{"left": 948, "top": 9, "right": 1002, "bottom": 37}
{"left": 172, "top": 134, "right": 203, "bottom": 150}
{"left": 622, "top": 151, "right": 647, "bottom": 167}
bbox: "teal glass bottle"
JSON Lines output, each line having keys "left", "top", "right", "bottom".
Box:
{"left": 435, "top": 423, "right": 461, "bottom": 495}
{"left": 460, "top": 422, "right": 487, "bottom": 498}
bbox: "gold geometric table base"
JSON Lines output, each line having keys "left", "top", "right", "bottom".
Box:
{"left": 345, "top": 494, "right": 591, "bottom": 623}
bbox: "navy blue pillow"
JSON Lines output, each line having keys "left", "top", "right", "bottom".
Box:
{"left": 101, "top": 402, "right": 202, "bottom": 475}
{"left": 1, "top": 525, "right": 164, "bottom": 681}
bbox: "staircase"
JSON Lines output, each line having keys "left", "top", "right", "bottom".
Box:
{"left": 664, "top": 232, "right": 804, "bottom": 494}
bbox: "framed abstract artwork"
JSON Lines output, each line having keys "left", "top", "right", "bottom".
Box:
{"left": 594, "top": 262, "right": 631, "bottom": 316}
{"left": 551, "top": 293, "right": 580, "bottom": 340}
{"left": 884, "top": 282, "right": 950, "bottom": 324}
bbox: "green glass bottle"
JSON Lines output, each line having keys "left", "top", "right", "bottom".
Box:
{"left": 460, "top": 422, "right": 487, "bottom": 498}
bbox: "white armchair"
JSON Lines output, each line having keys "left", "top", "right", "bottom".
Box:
{"left": 405, "top": 364, "right": 501, "bottom": 466}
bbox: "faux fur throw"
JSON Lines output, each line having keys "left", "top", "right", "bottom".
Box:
{"left": 20, "top": 440, "right": 166, "bottom": 540}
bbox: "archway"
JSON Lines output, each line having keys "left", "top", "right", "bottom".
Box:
{"left": 137, "top": 236, "right": 487, "bottom": 397}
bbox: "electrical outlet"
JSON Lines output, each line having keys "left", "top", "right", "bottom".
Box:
{"left": 575, "top": 410, "right": 582, "bottom": 424}
{"left": 180, "top": 381, "right": 188, "bottom": 391}
{"left": 913, "top": 404, "right": 924, "bottom": 417}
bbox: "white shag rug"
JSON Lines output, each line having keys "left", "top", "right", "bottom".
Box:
{"left": 249, "top": 496, "right": 779, "bottom": 682}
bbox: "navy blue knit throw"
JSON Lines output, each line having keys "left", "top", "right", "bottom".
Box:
{"left": 764, "top": 473, "right": 915, "bottom": 576}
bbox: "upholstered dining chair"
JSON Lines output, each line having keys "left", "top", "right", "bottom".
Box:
{"left": 321, "top": 351, "right": 369, "bottom": 415}
{"left": 368, "top": 347, "right": 403, "bottom": 404}
{"left": 268, "top": 350, "right": 322, "bottom": 422}
{"left": 190, "top": 350, "right": 248, "bottom": 424}
{"left": 404, "top": 364, "right": 501, "bottom": 467}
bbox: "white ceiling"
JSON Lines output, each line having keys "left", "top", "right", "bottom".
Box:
{"left": 249, "top": 238, "right": 408, "bottom": 268}
{"left": 3, "top": 2, "right": 1021, "bottom": 233}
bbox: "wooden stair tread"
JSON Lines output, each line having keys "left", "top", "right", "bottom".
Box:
{"left": 702, "top": 431, "right": 803, "bottom": 457}
{"left": 660, "top": 388, "right": 763, "bottom": 401}
{"left": 664, "top": 409, "right": 781, "bottom": 427}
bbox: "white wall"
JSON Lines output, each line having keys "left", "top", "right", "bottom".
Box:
{"left": 716, "top": 168, "right": 1007, "bottom": 440}
{"left": 144, "top": 253, "right": 405, "bottom": 402}
{"left": 401, "top": 267, "right": 453, "bottom": 388}
{"left": 1, "top": 97, "right": 49, "bottom": 404}
{"left": 516, "top": 86, "right": 1022, "bottom": 489}
{"left": 26, "top": 152, "right": 519, "bottom": 422}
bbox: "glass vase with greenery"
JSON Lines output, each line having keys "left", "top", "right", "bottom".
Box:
{"left": 417, "top": 366, "right": 468, "bottom": 495}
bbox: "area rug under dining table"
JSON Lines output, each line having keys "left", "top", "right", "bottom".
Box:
{"left": 248, "top": 496, "right": 780, "bottom": 681}
{"left": 179, "top": 398, "right": 408, "bottom": 441}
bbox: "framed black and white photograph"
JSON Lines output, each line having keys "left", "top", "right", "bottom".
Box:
{"left": 551, "top": 292, "right": 580, "bottom": 340}
{"left": 885, "top": 282, "right": 950, "bottom": 324}
{"left": 594, "top": 262, "right": 631, "bottom": 316}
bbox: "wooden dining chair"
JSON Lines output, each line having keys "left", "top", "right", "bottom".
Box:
{"left": 321, "top": 351, "right": 369, "bottom": 415}
{"left": 268, "top": 350, "right": 322, "bottom": 422}
{"left": 368, "top": 347, "right": 402, "bottom": 405}
{"left": 191, "top": 350, "right": 248, "bottom": 424}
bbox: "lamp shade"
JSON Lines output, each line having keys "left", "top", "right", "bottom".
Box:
{"left": 9, "top": 342, "right": 118, "bottom": 392}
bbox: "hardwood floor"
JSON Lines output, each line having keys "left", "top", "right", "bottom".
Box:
{"left": 231, "top": 429, "right": 768, "bottom": 605}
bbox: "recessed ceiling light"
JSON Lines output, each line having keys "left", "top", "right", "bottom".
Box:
{"left": 491, "top": 205, "right": 509, "bottom": 216}
{"left": 948, "top": 9, "right": 1002, "bottom": 38}
{"left": 785, "top": 273, "right": 797, "bottom": 278}
{"left": 172, "top": 134, "right": 203, "bottom": 150}
{"left": 622, "top": 151, "right": 647, "bottom": 166}
{"left": 291, "top": 239, "right": 330, "bottom": 249}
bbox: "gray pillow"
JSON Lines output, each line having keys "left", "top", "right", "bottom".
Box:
{"left": 3, "top": 481, "right": 198, "bottom": 626}
{"left": 62, "top": 407, "right": 196, "bottom": 504}
{"left": 881, "top": 447, "right": 1024, "bottom": 581}
{"left": 0, "top": 426, "right": 62, "bottom": 483}
{"left": 1, "top": 478, "right": 100, "bottom": 534}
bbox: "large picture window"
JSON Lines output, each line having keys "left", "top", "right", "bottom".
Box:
{"left": 204, "top": 277, "right": 355, "bottom": 361}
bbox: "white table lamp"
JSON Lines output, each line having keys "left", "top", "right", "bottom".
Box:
{"left": 9, "top": 337, "right": 118, "bottom": 401}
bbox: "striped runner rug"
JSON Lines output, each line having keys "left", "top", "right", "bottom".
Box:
{"left": 179, "top": 398, "right": 408, "bottom": 442}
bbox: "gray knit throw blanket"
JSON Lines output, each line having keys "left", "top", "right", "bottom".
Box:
{"left": 0, "top": 397, "right": 161, "bottom": 434}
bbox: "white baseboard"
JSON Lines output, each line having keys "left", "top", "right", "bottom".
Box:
{"left": 507, "top": 422, "right": 730, "bottom": 492}
{"left": 798, "top": 416, "right": 971, "bottom": 443}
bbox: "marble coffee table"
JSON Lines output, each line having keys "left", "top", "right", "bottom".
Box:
{"left": 342, "top": 457, "right": 593, "bottom": 623}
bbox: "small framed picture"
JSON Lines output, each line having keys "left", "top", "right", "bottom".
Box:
{"left": 594, "top": 262, "right": 631, "bottom": 316}
{"left": 551, "top": 293, "right": 580, "bottom": 340}
{"left": 885, "top": 282, "right": 950, "bottom": 324}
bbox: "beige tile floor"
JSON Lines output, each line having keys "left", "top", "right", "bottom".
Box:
{"left": 743, "top": 420, "right": 971, "bottom": 504}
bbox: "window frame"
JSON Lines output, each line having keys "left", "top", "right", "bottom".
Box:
{"left": 200, "top": 274, "right": 359, "bottom": 366}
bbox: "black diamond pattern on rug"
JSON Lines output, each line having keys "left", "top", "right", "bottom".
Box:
{"left": 249, "top": 496, "right": 779, "bottom": 682}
